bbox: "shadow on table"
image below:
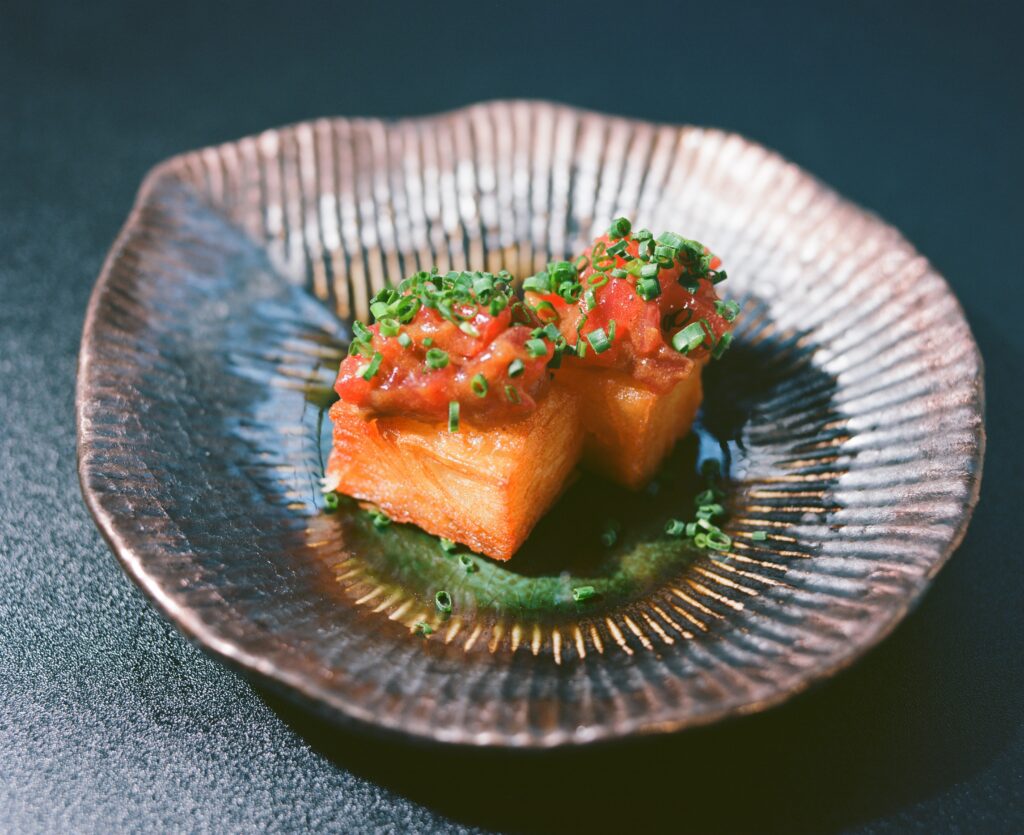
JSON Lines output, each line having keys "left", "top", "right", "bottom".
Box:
{"left": 260, "top": 327, "right": 1020, "bottom": 835}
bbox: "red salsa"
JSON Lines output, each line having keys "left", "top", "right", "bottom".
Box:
{"left": 334, "top": 219, "right": 738, "bottom": 427}
{"left": 525, "top": 222, "right": 736, "bottom": 393}
{"left": 334, "top": 270, "right": 552, "bottom": 424}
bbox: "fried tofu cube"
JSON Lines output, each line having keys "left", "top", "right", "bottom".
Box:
{"left": 326, "top": 387, "right": 582, "bottom": 561}
{"left": 554, "top": 365, "right": 704, "bottom": 489}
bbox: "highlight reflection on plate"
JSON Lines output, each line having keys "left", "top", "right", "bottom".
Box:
{"left": 77, "top": 101, "right": 984, "bottom": 747}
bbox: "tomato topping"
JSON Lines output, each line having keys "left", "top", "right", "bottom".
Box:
{"left": 334, "top": 270, "right": 551, "bottom": 424}
{"left": 525, "top": 229, "right": 735, "bottom": 393}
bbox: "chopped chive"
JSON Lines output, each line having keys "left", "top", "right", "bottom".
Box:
{"left": 435, "top": 590, "right": 453, "bottom": 614}
{"left": 716, "top": 299, "right": 741, "bottom": 322}
{"left": 606, "top": 239, "right": 628, "bottom": 257}
{"left": 711, "top": 269, "right": 728, "bottom": 285}
{"left": 672, "top": 322, "right": 707, "bottom": 353}
{"left": 360, "top": 351, "right": 383, "bottom": 380}
{"left": 504, "top": 385, "right": 520, "bottom": 404}
{"left": 522, "top": 274, "right": 550, "bottom": 293}
{"left": 459, "top": 321, "right": 480, "bottom": 337}
{"left": 610, "top": 268, "right": 628, "bottom": 279}
{"left": 654, "top": 244, "right": 677, "bottom": 264}
{"left": 637, "top": 277, "right": 661, "bottom": 301}
{"left": 440, "top": 537, "right": 458, "bottom": 553}
{"left": 458, "top": 554, "right": 477, "bottom": 573}
{"left": 694, "top": 532, "right": 708, "bottom": 549}
{"left": 448, "top": 400, "right": 460, "bottom": 432}
{"left": 425, "top": 347, "right": 449, "bottom": 369}
{"left": 541, "top": 323, "right": 561, "bottom": 341}
{"left": 640, "top": 262, "right": 660, "bottom": 279}
{"left": 471, "top": 373, "right": 488, "bottom": 398}
{"left": 323, "top": 492, "right": 339, "bottom": 512}
{"left": 414, "top": 621, "right": 433, "bottom": 636}
{"left": 587, "top": 272, "right": 610, "bottom": 288}
{"left": 369, "top": 510, "right": 390, "bottom": 530}
{"left": 656, "top": 231, "right": 686, "bottom": 250}
{"left": 379, "top": 318, "right": 400, "bottom": 337}
{"left": 609, "top": 217, "right": 632, "bottom": 238}
{"left": 694, "top": 489, "right": 715, "bottom": 505}
{"left": 507, "top": 358, "right": 525, "bottom": 377}
{"left": 572, "top": 585, "right": 597, "bottom": 602}
{"left": 422, "top": 337, "right": 433, "bottom": 347}
{"left": 532, "top": 300, "right": 558, "bottom": 322}
{"left": 575, "top": 339, "right": 587, "bottom": 358}
{"left": 665, "top": 518, "right": 686, "bottom": 537}
{"left": 712, "top": 331, "right": 734, "bottom": 359}
{"left": 587, "top": 328, "right": 611, "bottom": 354}
{"left": 751, "top": 531, "right": 768, "bottom": 541}
{"left": 608, "top": 319, "right": 617, "bottom": 342}
{"left": 706, "top": 530, "right": 732, "bottom": 551}
{"left": 397, "top": 332, "right": 412, "bottom": 348}
{"left": 583, "top": 289, "right": 597, "bottom": 311}
{"left": 369, "top": 301, "right": 390, "bottom": 320}
{"left": 685, "top": 522, "right": 698, "bottom": 537}
{"left": 525, "top": 338, "right": 548, "bottom": 358}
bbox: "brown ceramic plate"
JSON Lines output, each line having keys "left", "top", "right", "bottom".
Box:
{"left": 77, "top": 101, "right": 984, "bottom": 747}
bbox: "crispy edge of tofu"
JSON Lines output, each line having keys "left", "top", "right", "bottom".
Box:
{"left": 326, "top": 386, "right": 583, "bottom": 560}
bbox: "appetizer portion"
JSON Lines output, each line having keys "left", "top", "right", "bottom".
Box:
{"left": 326, "top": 219, "right": 739, "bottom": 560}
{"left": 326, "top": 269, "right": 582, "bottom": 560}
{"left": 524, "top": 219, "right": 737, "bottom": 488}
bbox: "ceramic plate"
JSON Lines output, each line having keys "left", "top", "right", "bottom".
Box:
{"left": 77, "top": 101, "right": 984, "bottom": 747}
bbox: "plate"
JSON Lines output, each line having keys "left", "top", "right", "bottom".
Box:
{"left": 77, "top": 101, "right": 984, "bottom": 747}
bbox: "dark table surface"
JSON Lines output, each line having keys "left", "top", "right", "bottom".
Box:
{"left": 2, "top": 1, "right": 1022, "bottom": 832}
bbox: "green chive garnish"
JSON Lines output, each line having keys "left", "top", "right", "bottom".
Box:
{"left": 458, "top": 554, "right": 477, "bottom": 573}
{"left": 640, "top": 262, "right": 659, "bottom": 279}
{"left": 422, "top": 337, "right": 433, "bottom": 347}
{"left": 471, "top": 373, "right": 488, "bottom": 397}
{"left": 360, "top": 351, "right": 383, "bottom": 380}
{"left": 715, "top": 299, "right": 741, "bottom": 322}
{"left": 369, "top": 510, "right": 390, "bottom": 530}
{"left": 459, "top": 321, "right": 480, "bottom": 337}
{"left": 672, "top": 322, "right": 707, "bottom": 353}
{"left": 448, "top": 400, "right": 460, "bottom": 433}
{"left": 712, "top": 331, "right": 733, "bottom": 359}
{"left": 751, "top": 531, "right": 768, "bottom": 541}
{"left": 637, "top": 277, "right": 661, "bottom": 301}
{"left": 665, "top": 518, "right": 686, "bottom": 537}
{"left": 323, "top": 492, "right": 339, "bottom": 512}
{"left": 508, "top": 358, "right": 525, "bottom": 377}
{"left": 587, "top": 328, "right": 612, "bottom": 354}
{"left": 425, "top": 347, "right": 449, "bottom": 369}
{"left": 397, "top": 332, "right": 412, "bottom": 348}
{"left": 414, "top": 621, "right": 433, "bottom": 636}
{"left": 525, "top": 338, "right": 547, "bottom": 358}
{"left": 606, "top": 239, "right": 628, "bottom": 257}
{"left": 705, "top": 530, "right": 732, "bottom": 551}
{"left": 379, "top": 318, "right": 400, "bottom": 337}
{"left": 609, "top": 217, "right": 631, "bottom": 238}
{"left": 440, "top": 537, "right": 457, "bottom": 553}
{"left": 572, "top": 585, "right": 597, "bottom": 603}
{"left": 505, "top": 385, "right": 520, "bottom": 404}
{"left": 435, "top": 590, "right": 453, "bottom": 614}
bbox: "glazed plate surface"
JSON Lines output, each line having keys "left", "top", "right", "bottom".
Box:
{"left": 77, "top": 101, "right": 984, "bottom": 747}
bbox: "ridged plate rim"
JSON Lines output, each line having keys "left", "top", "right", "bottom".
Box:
{"left": 76, "top": 100, "right": 985, "bottom": 748}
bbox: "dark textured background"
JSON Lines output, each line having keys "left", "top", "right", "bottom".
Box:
{"left": 2, "top": 1, "right": 1022, "bottom": 832}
